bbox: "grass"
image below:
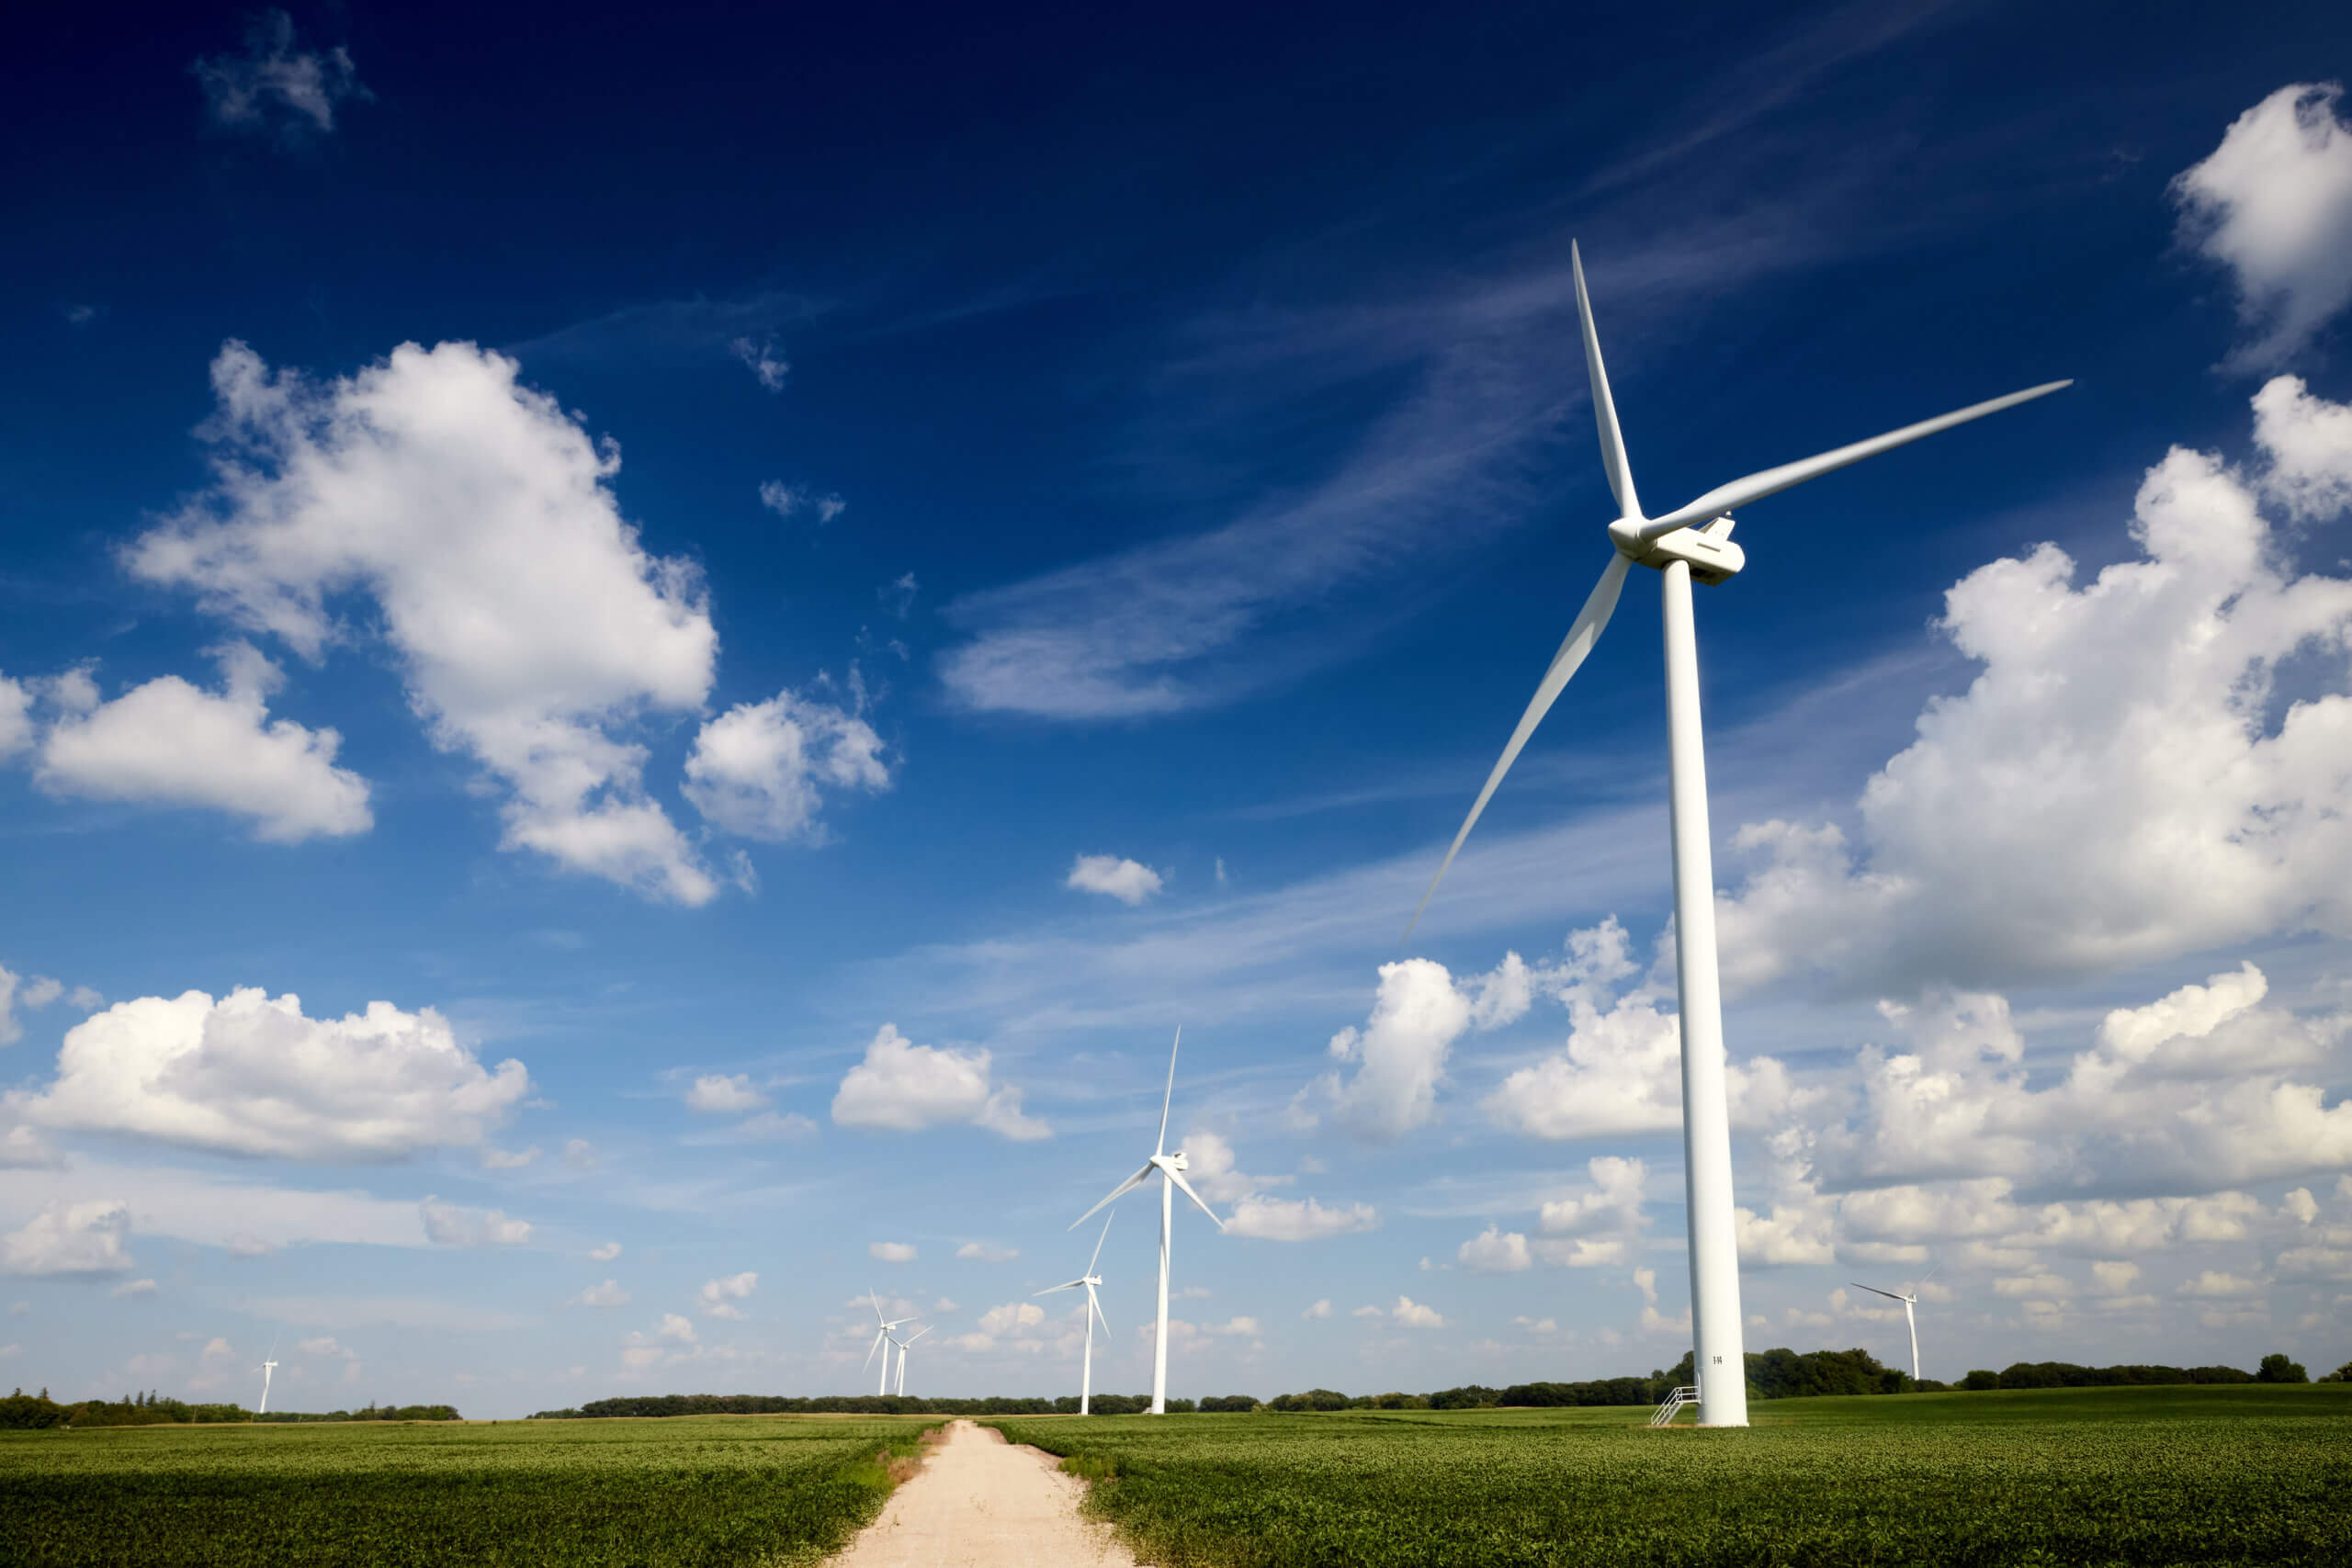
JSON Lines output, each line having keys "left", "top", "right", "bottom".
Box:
{"left": 0, "top": 1413, "right": 942, "bottom": 1568}
{"left": 988, "top": 1384, "right": 2352, "bottom": 1568}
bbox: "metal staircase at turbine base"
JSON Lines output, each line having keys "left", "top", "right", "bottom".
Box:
{"left": 1648, "top": 1385, "right": 1702, "bottom": 1427}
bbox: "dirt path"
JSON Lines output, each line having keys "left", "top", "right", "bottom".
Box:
{"left": 823, "top": 1419, "right": 1139, "bottom": 1568}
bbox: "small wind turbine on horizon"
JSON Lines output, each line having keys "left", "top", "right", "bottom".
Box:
{"left": 862, "top": 1289, "right": 920, "bottom": 1397}
{"left": 1036, "top": 1213, "right": 1115, "bottom": 1415}
{"left": 1851, "top": 1266, "right": 1939, "bottom": 1385}
{"left": 1407, "top": 242, "right": 2067, "bottom": 1428}
{"left": 888, "top": 1325, "right": 931, "bottom": 1397}
{"left": 1071, "top": 1030, "right": 1224, "bottom": 1416}
{"left": 254, "top": 1335, "right": 278, "bottom": 1416}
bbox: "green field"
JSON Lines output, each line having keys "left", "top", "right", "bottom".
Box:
{"left": 989, "top": 1384, "right": 2352, "bottom": 1568}
{"left": 0, "top": 1413, "right": 939, "bottom": 1568}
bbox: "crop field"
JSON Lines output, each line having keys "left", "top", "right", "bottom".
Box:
{"left": 989, "top": 1384, "right": 2352, "bottom": 1568}
{"left": 0, "top": 1413, "right": 940, "bottom": 1568}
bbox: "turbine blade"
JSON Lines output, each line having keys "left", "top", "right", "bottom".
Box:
{"left": 1156, "top": 1028, "right": 1181, "bottom": 1157}
{"left": 1916, "top": 1263, "right": 1941, "bottom": 1294}
{"left": 1849, "top": 1282, "right": 1907, "bottom": 1302}
{"left": 1165, "top": 1164, "right": 1225, "bottom": 1231}
{"left": 1403, "top": 552, "right": 1634, "bottom": 942}
{"left": 1636, "top": 380, "right": 2072, "bottom": 542}
{"left": 907, "top": 1325, "right": 932, "bottom": 1345}
{"left": 1572, "top": 242, "right": 1641, "bottom": 521}
{"left": 1088, "top": 1211, "right": 1115, "bottom": 1276}
{"left": 1089, "top": 1283, "right": 1111, "bottom": 1336}
{"left": 1071, "top": 1164, "right": 1155, "bottom": 1230}
{"left": 863, "top": 1329, "right": 884, "bottom": 1371}
{"left": 870, "top": 1287, "right": 885, "bottom": 1326}
{"left": 1035, "top": 1280, "right": 1085, "bottom": 1296}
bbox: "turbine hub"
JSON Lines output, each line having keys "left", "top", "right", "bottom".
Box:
{"left": 1610, "top": 513, "right": 1745, "bottom": 585}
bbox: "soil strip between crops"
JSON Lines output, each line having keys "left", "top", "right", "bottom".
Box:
{"left": 822, "top": 1419, "right": 1138, "bottom": 1568}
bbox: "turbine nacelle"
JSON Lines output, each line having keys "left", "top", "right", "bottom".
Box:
{"left": 1149, "top": 1151, "right": 1190, "bottom": 1175}
{"left": 1609, "top": 514, "right": 1745, "bottom": 586}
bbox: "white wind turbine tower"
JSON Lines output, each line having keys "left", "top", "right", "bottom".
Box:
{"left": 1071, "top": 1030, "right": 1225, "bottom": 1415}
{"left": 1036, "top": 1213, "right": 1115, "bottom": 1414}
{"left": 1852, "top": 1266, "right": 1938, "bottom": 1385}
{"left": 1408, "top": 243, "right": 2066, "bottom": 1428}
{"left": 889, "top": 1325, "right": 932, "bottom": 1397}
{"left": 254, "top": 1337, "right": 278, "bottom": 1416}
{"left": 862, "top": 1289, "right": 920, "bottom": 1397}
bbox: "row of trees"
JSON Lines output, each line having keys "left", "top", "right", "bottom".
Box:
{"left": 531, "top": 1393, "right": 1182, "bottom": 1418}
{"left": 1, "top": 1389, "right": 460, "bottom": 1428}
{"left": 528, "top": 1347, "right": 2352, "bottom": 1422}
{"left": 1953, "top": 1354, "right": 2348, "bottom": 1388}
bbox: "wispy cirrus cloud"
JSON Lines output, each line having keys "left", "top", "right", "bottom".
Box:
{"left": 934, "top": 263, "right": 1591, "bottom": 719}
{"left": 192, "top": 10, "right": 368, "bottom": 141}
{"left": 929, "top": 3, "right": 1967, "bottom": 726}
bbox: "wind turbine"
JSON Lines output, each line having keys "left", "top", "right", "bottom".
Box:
{"left": 254, "top": 1337, "right": 278, "bottom": 1417}
{"left": 862, "top": 1288, "right": 919, "bottom": 1397}
{"left": 1071, "top": 1030, "right": 1224, "bottom": 1415}
{"left": 1407, "top": 243, "right": 2067, "bottom": 1428}
{"left": 1036, "top": 1213, "right": 1115, "bottom": 1414}
{"left": 1851, "top": 1266, "right": 1938, "bottom": 1385}
{"left": 888, "top": 1325, "right": 931, "bottom": 1397}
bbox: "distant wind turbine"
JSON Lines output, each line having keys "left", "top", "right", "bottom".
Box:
{"left": 255, "top": 1334, "right": 278, "bottom": 1417}
{"left": 1852, "top": 1267, "right": 1939, "bottom": 1385}
{"left": 1071, "top": 1029, "right": 1224, "bottom": 1415}
{"left": 888, "top": 1325, "right": 932, "bottom": 1397}
{"left": 1406, "top": 242, "right": 2066, "bottom": 1428}
{"left": 1036, "top": 1213, "right": 1115, "bottom": 1414}
{"left": 863, "top": 1289, "right": 919, "bottom": 1397}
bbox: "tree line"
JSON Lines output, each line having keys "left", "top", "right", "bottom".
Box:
{"left": 526, "top": 1347, "right": 2348, "bottom": 1421}
{"left": 1, "top": 1389, "right": 461, "bottom": 1429}
{"left": 530, "top": 1393, "right": 1174, "bottom": 1418}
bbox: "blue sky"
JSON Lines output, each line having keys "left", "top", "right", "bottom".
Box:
{"left": 6, "top": 2, "right": 2352, "bottom": 1416}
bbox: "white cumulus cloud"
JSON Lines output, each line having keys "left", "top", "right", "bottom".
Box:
{"left": 127, "top": 340, "right": 725, "bottom": 904}
{"left": 956, "top": 1242, "right": 1018, "bottom": 1262}
{"left": 1, "top": 1201, "right": 134, "bottom": 1277}
{"left": 8, "top": 987, "right": 527, "bottom": 1160}
{"left": 0, "top": 964, "right": 87, "bottom": 1049}
{"left": 1816, "top": 962, "right": 2352, "bottom": 1199}
{"left": 419, "top": 1197, "right": 530, "bottom": 1248}
{"left": 2171, "top": 83, "right": 2352, "bottom": 370}
{"left": 869, "top": 1242, "right": 917, "bottom": 1263}
{"left": 976, "top": 1301, "right": 1046, "bottom": 1336}
{"left": 31, "top": 644, "right": 371, "bottom": 842}
{"left": 1713, "top": 378, "right": 2352, "bottom": 994}
{"left": 1457, "top": 1225, "right": 1532, "bottom": 1273}
{"left": 684, "top": 1074, "right": 768, "bottom": 1114}
{"left": 682, "top": 691, "right": 888, "bottom": 843}
{"left": 697, "top": 1271, "right": 757, "bottom": 1318}
{"left": 1065, "top": 854, "right": 1164, "bottom": 905}
{"left": 1304, "top": 951, "right": 1535, "bottom": 1142}
{"left": 574, "top": 1279, "right": 629, "bottom": 1308}
{"left": 831, "top": 1025, "right": 1050, "bottom": 1141}
{"left": 1225, "top": 1194, "right": 1378, "bottom": 1241}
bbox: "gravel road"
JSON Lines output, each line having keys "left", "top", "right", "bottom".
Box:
{"left": 821, "top": 1419, "right": 1139, "bottom": 1568}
